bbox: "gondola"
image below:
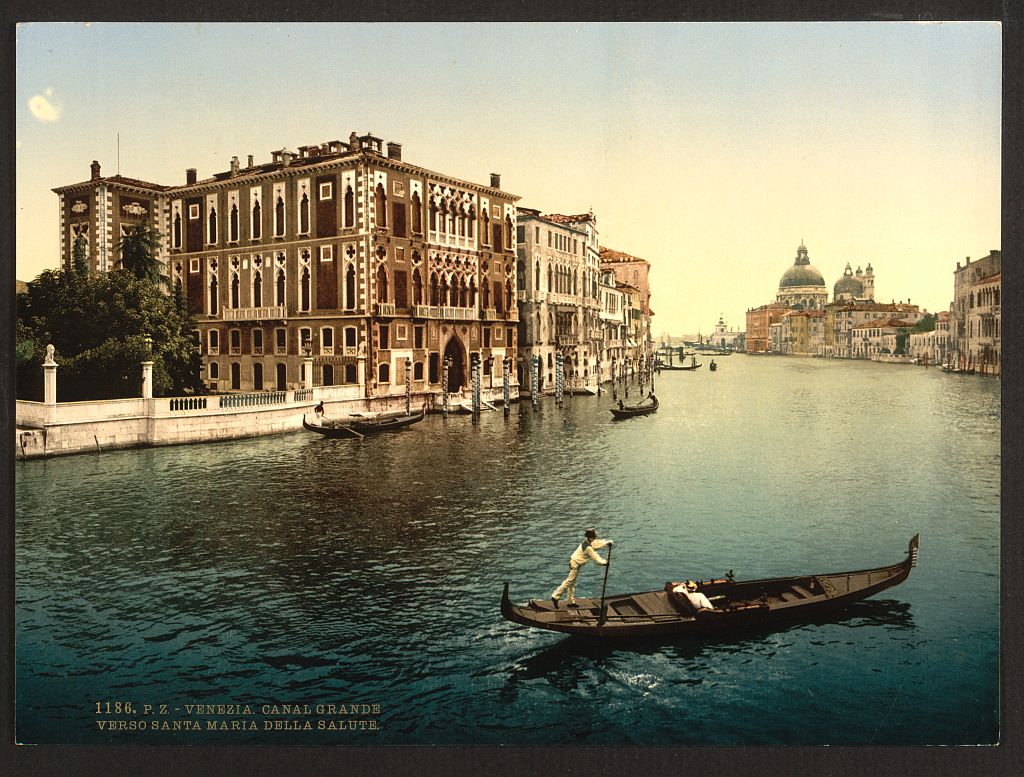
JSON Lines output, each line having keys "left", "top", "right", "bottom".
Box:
{"left": 501, "top": 534, "right": 919, "bottom": 640}
{"left": 609, "top": 395, "right": 659, "bottom": 419}
{"left": 302, "top": 408, "right": 426, "bottom": 437}
{"left": 659, "top": 361, "right": 702, "bottom": 371}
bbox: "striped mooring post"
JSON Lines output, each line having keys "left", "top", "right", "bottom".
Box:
{"left": 532, "top": 355, "right": 540, "bottom": 411}
{"left": 503, "top": 357, "right": 511, "bottom": 417}
{"left": 555, "top": 353, "right": 564, "bottom": 408}
{"left": 442, "top": 357, "right": 450, "bottom": 417}
{"left": 471, "top": 353, "right": 481, "bottom": 415}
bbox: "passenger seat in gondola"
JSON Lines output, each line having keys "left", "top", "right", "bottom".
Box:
{"left": 665, "top": 582, "right": 699, "bottom": 615}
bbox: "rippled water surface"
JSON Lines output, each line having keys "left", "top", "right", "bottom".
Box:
{"left": 16, "top": 356, "right": 1000, "bottom": 745}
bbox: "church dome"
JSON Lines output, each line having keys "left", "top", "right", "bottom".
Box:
{"left": 779, "top": 242, "right": 825, "bottom": 289}
{"left": 834, "top": 262, "right": 864, "bottom": 298}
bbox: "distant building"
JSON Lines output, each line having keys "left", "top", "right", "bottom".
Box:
{"left": 776, "top": 242, "right": 828, "bottom": 310}
{"left": 706, "top": 314, "right": 743, "bottom": 349}
{"left": 780, "top": 309, "right": 825, "bottom": 355}
{"left": 745, "top": 302, "right": 789, "bottom": 353}
{"left": 599, "top": 245, "right": 654, "bottom": 370}
{"left": 908, "top": 310, "right": 951, "bottom": 365}
{"left": 824, "top": 301, "right": 922, "bottom": 358}
{"left": 952, "top": 250, "right": 1000, "bottom": 375}
{"left": 832, "top": 262, "right": 875, "bottom": 302}
{"left": 515, "top": 208, "right": 600, "bottom": 392}
{"left": 852, "top": 318, "right": 917, "bottom": 360}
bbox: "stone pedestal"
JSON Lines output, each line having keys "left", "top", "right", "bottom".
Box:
{"left": 302, "top": 357, "right": 314, "bottom": 390}
{"left": 141, "top": 361, "right": 154, "bottom": 399}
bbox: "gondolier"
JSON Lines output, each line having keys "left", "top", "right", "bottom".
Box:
{"left": 550, "top": 528, "right": 614, "bottom": 608}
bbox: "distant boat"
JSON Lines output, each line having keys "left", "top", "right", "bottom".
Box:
{"left": 609, "top": 395, "right": 659, "bottom": 419}
{"left": 660, "top": 359, "right": 702, "bottom": 371}
{"left": 501, "top": 534, "right": 920, "bottom": 640}
{"left": 709, "top": 361, "right": 717, "bottom": 372}
{"left": 303, "top": 408, "right": 426, "bottom": 437}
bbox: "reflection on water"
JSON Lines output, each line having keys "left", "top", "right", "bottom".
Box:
{"left": 16, "top": 356, "right": 998, "bottom": 745}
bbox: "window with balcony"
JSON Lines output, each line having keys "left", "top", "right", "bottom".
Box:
{"left": 252, "top": 329, "right": 263, "bottom": 355}
{"left": 376, "top": 265, "right": 389, "bottom": 304}
{"left": 209, "top": 329, "right": 220, "bottom": 355}
{"left": 344, "top": 327, "right": 357, "bottom": 348}
{"left": 252, "top": 271, "right": 263, "bottom": 307}
{"left": 275, "top": 327, "right": 287, "bottom": 354}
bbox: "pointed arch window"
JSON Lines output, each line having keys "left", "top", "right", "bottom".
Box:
{"left": 535, "top": 261, "right": 541, "bottom": 291}
{"left": 505, "top": 280, "right": 513, "bottom": 313}
{"left": 429, "top": 197, "right": 437, "bottom": 232}
{"left": 231, "top": 272, "right": 240, "bottom": 308}
{"left": 374, "top": 183, "right": 387, "bottom": 227}
{"left": 344, "top": 186, "right": 355, "bottom": 227}
{"left": 252, "top": 199, "right": 262, "bottom": 239}
{"left": 482, "top": 278, "right": 490, "bottom": 309}
{"left": 253, "top": 270, "right": 263, "bottom": 307}
{"left": 209, "top": 276, "right": 219, "bottom": 315}
{"left": 274, "top": 197, "right": 285, "bottom": 236}
{"left": 376, "top": 265, "right": 389, "bottom": 303}
{"left": 449, "top": 276, "right": 459, "bottom": 307}
{"left": 505, "top": 215, "right": 513, "bottom": 249}
{"left": 411, "top": 192, "right": 423, "bottom": 234}
{"left": 229, "top": 204, "right": 239, "bottom": 242}
{"left": 275, "top": 268, "right": 286, "bottom": 306}
{"left": 459, "top": 277, "right": 469, "bottom": 307}
{"left": 173, "top": 211, "right": 182, "bottom": 248}
{"left": 412, "top": 268, "right": 423, "bottom": 305}
{"left": 208, "top": 206, "right": 218, "bottom": 244}
{"left": 469, "top": 278, "right": 477, "bottom": 308}
{"left": 547, "top": 263, "right": 553, "bottom": 292}
{"left": 482, "top": 210, "right": 490, "bottom": 245}
{"left": 300, "top": 266, "right": 311, "bottom": 312}
{"left": 345, "top": 264, "right": 356, "bottom": 310}
{"left": 430, "top": 272, "right": 439, "bottom": 306}
{"left": 467, "top": 205, "right": 476, "bottom": 240}
{"left": 299, "top": 192, "right": 310, "bottom": 234}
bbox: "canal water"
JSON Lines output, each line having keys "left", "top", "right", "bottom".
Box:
{"left": 15, "top": 355, "right": 1000, "bottom": 745}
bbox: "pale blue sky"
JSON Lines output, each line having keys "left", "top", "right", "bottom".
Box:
{"left": 16, "top": 22, "right": 1001, "bottom": 334}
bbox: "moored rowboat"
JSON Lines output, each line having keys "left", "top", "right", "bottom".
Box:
{"left": 501, "top": 534, "right": 919, "bottom": 639}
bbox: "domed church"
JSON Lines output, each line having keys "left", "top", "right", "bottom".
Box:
{"left": 833, "top": 262, "right": 875, "bottom": 302}
{"left": 776, "top": 242, "right": 828, "bottom": 310}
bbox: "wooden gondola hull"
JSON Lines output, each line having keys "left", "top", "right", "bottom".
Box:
{"left": 609, "top": 398, "right": 658, "bottom": 419}
{"left": 501, "top": 535, "right": 918, "bottom": 640}
{"left": 302, "top": 411, "right": 425, "bottom": 437}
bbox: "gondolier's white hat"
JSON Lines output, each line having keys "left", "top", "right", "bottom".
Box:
{"left": 686, "top": 581, "right": 698, "bottom": 591}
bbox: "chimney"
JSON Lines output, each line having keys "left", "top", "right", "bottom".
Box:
{"left": 247, "top": 154, "right": 254, "bottom": 168}
{"left": 230, "top": 156, "right": 239, "bottom": 176}
{"left": 186, "top": 168, "right": 197, "bottom": 185}
{"left": 387, "top": 142, "right": 402, "bottom": 161}
{"left": 490, "top": 173, "right": 501, "bottom": 189}
{"left": 349, "top": 131, "right": 359, "bottom": 149}
{"left": 90, "top": 160, "right": 101, "bottom": 180}
{"left": 282, "top": 150, "right": 293, "bottom": 167}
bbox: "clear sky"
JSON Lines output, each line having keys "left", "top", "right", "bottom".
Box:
{"left": 16, "top": 22, "right": 1001, "bottom": 335}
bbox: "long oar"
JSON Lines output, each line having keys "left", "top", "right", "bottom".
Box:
{"left": 598, "top": 544, "right": 613, "bottom": 625}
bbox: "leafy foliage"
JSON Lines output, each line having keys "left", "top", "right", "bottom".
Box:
{"left": 115, "top": 220, "right": 163, "bottom": 282}
{"left": 913, "top": 312, "right": 937, "bottom": 333}
{"left": 72, "top": 235, "right": 89, "bottom": 275}
{"left": 16, "top": 268, "right": 203, "bottom": 401}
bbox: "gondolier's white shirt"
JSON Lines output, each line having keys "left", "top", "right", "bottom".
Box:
{"left": 570, "top": 539, "right": 611, "bottom": 567}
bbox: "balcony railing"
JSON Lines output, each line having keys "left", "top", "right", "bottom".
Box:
{"left": 482, "top": 308, "right": 499, "bottom": 320}
{"left": 374, "top": 302, "right": 396, "bottom": 317}
{"left": 222, "top": 305, "right": 287, "bottom": 322}
{"left": 440, "top": 306, "right": 476, "bottom": 321}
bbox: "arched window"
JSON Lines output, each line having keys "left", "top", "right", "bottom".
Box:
{"left": 231, "top": 362, "right": 241, "bottom": 390}
{"left": 438, "top": 200, "right": 448, "bottom": 234}
{"left": 252, "top": 198, "right": 262, "bottom": 239}
{"left": 300, "top": 266, "right": 310, "bottom": 311}
{"left": 173, "top": 212, "right": 181, "bottom": 248}
{"left": 229, "top": 204, "right": 239, "bottom": 242}
{"left": 467, "top": 205, "right": 475, "bottom": 240}
{"left": 547, "top": 263, "right": 552, "bottom": 292}
{"left": 429, "top": 197, "right": 437, "bottom": 232}
{"left": 411, "top": 192, "right": 423, "bottom": 234}
{"left": 209, "top": 276, "right": 219, "bottom": 315}
{"left": 505, "top": 280, "right": 513, "bottom": 312}
{"left": 469, "top": 278, "right": 477, "bottom": 308}
{"left": 253, "top": 271, "right": 262, "bottom": 307}
{"left": 430, "top": 272, "right": 439, "bottom": 306}
{"left": 231, "top": 272, "right": 240, "bottom": 308}
{"left": 378, "top": 363, "right": 390, "bottom": 383}
{"left": 274, "top": 197, "right": 285, "bottom": 236}
{"left": 299, "top": 193, "right": 310, "bottom": 234}
{"left": 253, "top": 363, "right": 264, "bottom": 391}
{"left": 482, "top": 210, "right": 490, "bottom": 244}
{"left": 345, "top": 264, "right": 356, "bottom": 309}
{"left": 344, "top": 186, "right": 355, "bottom": 227}
{"left": 376, "top": 265, "right": 389, "bottom": 303}
{"left": 505, "top": 215, "right": 513, "bottom": 248}
{"left": 375, "top": 183, "right": 387, "bottom": 227}
{"left": 449, "top": 276, "right": 459, "bottom": 307}
{"left": 208, "top": 206, "right": 218, "bottom": 243}
{"left": 412, "top": 268, "right": 423, "bottom": 305}
{"left": 482, "top": 279, "right": 490, "bottom": 309}
{"left": 439, "top": 274, "right": 449, "bottom": 307}
{"left": 275, "top": 268, "right": 285, "bottom": 306}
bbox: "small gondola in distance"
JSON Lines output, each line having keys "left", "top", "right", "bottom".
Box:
{"left": 501, "top": 534, "right": 919, "bottom": 640}
{"left": 609, "top": 395, "right": 659, "bottom": 419}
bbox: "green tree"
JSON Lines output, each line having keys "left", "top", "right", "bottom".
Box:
{"left": 16, "top": 268, "right": 203, "bottom": 401}
{"left": 115, "top": 220, "right": 163, "bottom": 283}
{"left": 71, "top": 234, "right": 89, "bottom": 275}
{"left": 913, "top": 312, "right": 937, "bottom": 333}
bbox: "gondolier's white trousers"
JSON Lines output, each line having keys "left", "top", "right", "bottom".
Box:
{"left": 552, "top": 562, "right": 583, "bottom": 604}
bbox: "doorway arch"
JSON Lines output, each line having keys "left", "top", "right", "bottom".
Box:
{"left": 443, "top": 336, "right": 466, "bottom": 394}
